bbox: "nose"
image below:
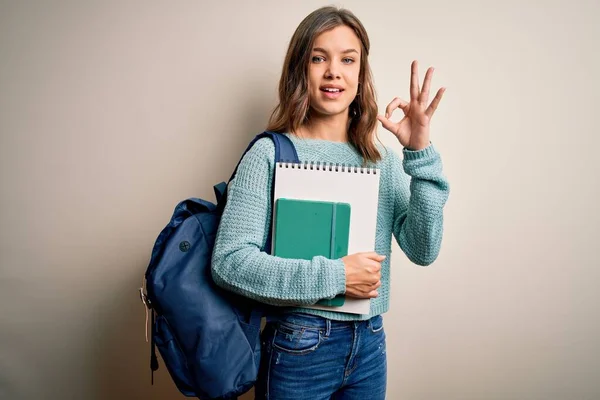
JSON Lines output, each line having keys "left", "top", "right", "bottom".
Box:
{"left": 324, "top": 60, "right": 341, "bottom": 80}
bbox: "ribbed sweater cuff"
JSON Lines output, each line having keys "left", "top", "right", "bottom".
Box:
{"left": 402, "top": 143, "right": 438, "bottom": 160}
{"left": 333, "top": 259, "right": 347, "bottom": 295}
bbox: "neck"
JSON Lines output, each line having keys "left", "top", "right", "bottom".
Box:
{"left": 295, "top": 110, "right": 350, "bottom": 142}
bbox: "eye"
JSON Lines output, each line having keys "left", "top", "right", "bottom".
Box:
{"left": 312, "top": 55, "right": 325, "bottom": 63}
{"left": 342, "top": 57, "right": 355, "bottom": 64}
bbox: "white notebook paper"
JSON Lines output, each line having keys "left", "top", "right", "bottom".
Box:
{"left": 272, "top": 161, "right": 381, "bottom": 315}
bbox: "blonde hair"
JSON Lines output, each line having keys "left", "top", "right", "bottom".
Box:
{"left": 267, "top": 6, "right": 381, "bottom": 163}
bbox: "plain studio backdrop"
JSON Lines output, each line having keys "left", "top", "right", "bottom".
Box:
{"left": 1, "top": 1, "right": 598, "bottom": 399}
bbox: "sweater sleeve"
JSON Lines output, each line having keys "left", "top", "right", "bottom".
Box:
{"left": 210, "top": 138, "right": 347, "bottom": 306}
{"left": 391, "top": 144, "right": 450, "bottom": 266}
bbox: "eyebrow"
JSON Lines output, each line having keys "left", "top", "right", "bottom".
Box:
{"left": 313, "top": 47, "right": 359, "bottom": 55}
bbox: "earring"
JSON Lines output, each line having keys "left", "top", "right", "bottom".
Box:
{"left": 351, "top": 100, "right": 361, "bottom": 118}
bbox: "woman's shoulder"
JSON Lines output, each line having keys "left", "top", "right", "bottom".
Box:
{"left": 238, "top": 136, "right": 277, "bottom": 167}
{"left": 228, "top": 136, "right": 278, "bottom": 191}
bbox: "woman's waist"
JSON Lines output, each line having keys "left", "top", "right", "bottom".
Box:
{"left": 267, "top": 311, "right": 381, "bottom": 330}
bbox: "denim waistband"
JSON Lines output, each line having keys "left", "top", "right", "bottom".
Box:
{"left": 267, "top": 312, "right": 382, "bottom": 332}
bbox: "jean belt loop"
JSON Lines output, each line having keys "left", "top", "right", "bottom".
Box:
{"left": 325, "top": 319, "right": 331, "bottom": 337}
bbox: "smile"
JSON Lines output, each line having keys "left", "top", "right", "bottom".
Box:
{"left": 320, "top": 87, "right": 344, "bottom": 99}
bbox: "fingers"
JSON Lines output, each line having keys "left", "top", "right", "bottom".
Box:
{"left": 346, "top": 290, "right": 378, "bottom": 299}
{"left": 347, "top": 283, "right": 381, "bottom": 299}
{"left": 354, "top": 280, "right": 381, "bottom": 291}
{"left": 377, "top": 114, "right": 397, "bottom": 135}
{"left": 359, "top": 251, "right": 382, "bottom": 258}
{"left": 387, "top": 61, "right": 442, "bottom": 121}
{"left": 374, "top": 254, "right": 386, "bottom": 263}
{"left": 410, "top": 60, "right": 420, "bottom": 101}
{"left": 344, "top": 252, "right": 386, "bottom": 299}
{"left": 385, "top": 97, "right": 409, "bottom": 119}
{"left": 419, "top": 67, "right": 434, "bottom": 106}
{"left": 378, "top": 97, "right": 408, "bottom": 135}
{"left": 360, "top": 253, "right": 385, "bottom": 276}
{"left": 360, "top": 282, "right": 381, "bottom": 298}
{"left": 366, "top": 257, "right": 382, "bottom": 278}
{"left": 360, "top": 252, "right": 387, "bottom": 262}
{"left": 369, "top": 261, "right": 382, "bottom": 276}
{"left": 425, "top": 87, "right": 446, "bottom": 118}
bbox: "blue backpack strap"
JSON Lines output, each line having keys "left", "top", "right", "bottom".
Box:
{"left": 218, "top": 132, "right": 298, "bottom": 321}
{"left": 233, "top": 132, "right": 297, "bottom": 254}
{"left": 214, "top": 182, "right": 227, "bottom": 204}
{"left": 268, "top": 131, "right": 299, "bottom": 164}
{"left": 217, "top": 131, "right": 298, "bottom": 254}
{"left": 218, "top": 131, "right": 298, "bottom": 202}
{"left": 227, "top": 131, "right": 298, "bottom": 183}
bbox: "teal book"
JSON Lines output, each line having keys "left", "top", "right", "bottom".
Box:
{"left": 273, "top": 198, "right": 351, "bottom": 307}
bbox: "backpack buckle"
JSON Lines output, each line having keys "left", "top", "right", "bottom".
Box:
{"left": 139, "top": 287, "right": 152, "bottom": 309}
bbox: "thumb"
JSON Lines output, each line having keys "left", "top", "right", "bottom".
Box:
{"left": 377, "top": 114, "right": 396, "bottom": 132}
{"left": 365, "top": 252, "right": 386, "bottom": 261}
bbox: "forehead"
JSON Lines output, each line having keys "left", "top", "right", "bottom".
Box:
{"left": 313, "top": 25, "right": 361, "bottom": 54}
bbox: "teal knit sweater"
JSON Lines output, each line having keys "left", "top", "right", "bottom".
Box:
{"left": 211, "top": 133, "right": 449, "bottom": 321}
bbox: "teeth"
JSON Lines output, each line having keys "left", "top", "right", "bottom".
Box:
{"left": 323, "top": 88, "right": 341, "bottom": 92}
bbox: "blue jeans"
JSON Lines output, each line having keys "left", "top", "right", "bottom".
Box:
{"left": 255, "top": 312, "right": 387, "bottom": 399}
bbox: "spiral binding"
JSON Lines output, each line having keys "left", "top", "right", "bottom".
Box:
{"left": 276, "top": 161, "right": 378, "bottom": 174}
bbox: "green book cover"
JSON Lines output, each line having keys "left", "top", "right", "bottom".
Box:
{"left": 273, "top": 198, "right": 351, "bottom": 307}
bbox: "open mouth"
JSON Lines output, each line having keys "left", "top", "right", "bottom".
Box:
{"left": 320, "top": 86, "right": 344, "bottom": 99}
{"left": 320, "top": 87, "right": 344, "bottom": 93}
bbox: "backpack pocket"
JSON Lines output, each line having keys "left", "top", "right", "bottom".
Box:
{"left": 153, "top": 314, "right": 197, "bottom": 396}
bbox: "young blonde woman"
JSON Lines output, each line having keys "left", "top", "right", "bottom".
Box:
{"left": 211, "top": 6, "right": 449, "bottom": 399}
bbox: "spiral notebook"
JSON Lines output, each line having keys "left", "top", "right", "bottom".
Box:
{"left": 272, "top": 161, "right": 381, "bottom": 315}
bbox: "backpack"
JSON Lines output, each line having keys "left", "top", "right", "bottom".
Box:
{"left": 139, "top": 131, "right": 299, "bottom": 399}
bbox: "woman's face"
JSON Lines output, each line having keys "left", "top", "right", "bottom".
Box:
{"left": 307, "top": 25, "right": 362, "bottom": 119}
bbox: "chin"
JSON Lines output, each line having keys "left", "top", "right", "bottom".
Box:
{"left": 312, "top": 102, "right": 352, "bottom": 118}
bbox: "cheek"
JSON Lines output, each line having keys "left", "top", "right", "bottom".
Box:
{"left": 345, "top": 67, "right": 360, "bottom": 89}
{"left": 308, "top": 66, "right": 322, "bottom": 91}
{"left": 350, "top": 69, "right": 361, "bottom": 87}
{"left": 346, "top": 76, "right": 360, "bottom": 97}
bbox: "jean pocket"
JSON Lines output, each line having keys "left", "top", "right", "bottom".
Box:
{"left": 271, "top": 322, "right": 322, "bottom": 355}
{"left": 368, "top": 315, "right": 385, "bottom": 334}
